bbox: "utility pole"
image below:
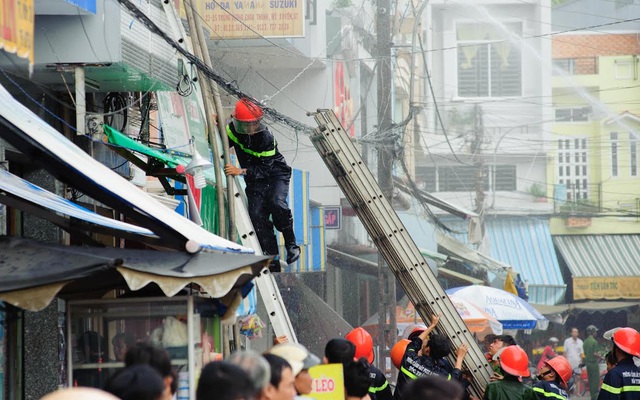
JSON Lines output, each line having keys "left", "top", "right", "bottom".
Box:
{"left": 183, "top": 0, "right": 228, "bottom": 238}
{"left": 471, "top": 104, "right": 485, "bottom": 249}
{"left": 375, "top": 0, "right": 397, "bottom": 371}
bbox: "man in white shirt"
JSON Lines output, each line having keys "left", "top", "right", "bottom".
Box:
{"left": 563, "top": 327, "right": 584, "bottom": 370}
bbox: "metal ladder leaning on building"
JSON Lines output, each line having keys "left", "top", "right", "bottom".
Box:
{"left": 161, "top": 0, "right": 297, "bottom": 342}
{"left": 308, "top": 109, "right": 492, "bottom": 396}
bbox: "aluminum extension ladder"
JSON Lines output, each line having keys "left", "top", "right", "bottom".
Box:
{"left": 161, "top": 1, "right": 297, "bottom": 343}
{"left": 308, "top": 109, "right": 492, "bottom": 396}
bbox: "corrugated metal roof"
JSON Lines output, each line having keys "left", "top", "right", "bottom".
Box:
{"left": 554, "top": 235, "right": 640, "bottom": 277}
{"left": 487, "top": 218, "right": 565, "bottom": 283}
{"left": 442, "top": 217, "right": 566, "bottom": 305}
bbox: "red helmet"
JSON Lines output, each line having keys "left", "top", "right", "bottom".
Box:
{"left": 234, "top": 98, "right": 264, "bottom": 122}
{"left": 499, "top": 346, "right": 530, "bottom": 377}
{"left": 545, "top": 356, "right": 572, "bottom": 384}
{"left": 391, "top": 339, "right": 411, "bottom": 369}
{"left": 612, "top": 327, "right": 640, "bottom": 357}
{"left": 346, "top": 327, "right": 374, "bottom": 363}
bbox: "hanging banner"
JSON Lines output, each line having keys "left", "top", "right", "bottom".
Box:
{"left": 0, "top": 0, "right": 34, "bottom": 64}
{"left": 194, "top": 0, "right": 304, "bottom": 39}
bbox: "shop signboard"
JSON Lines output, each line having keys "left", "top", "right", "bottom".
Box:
{"left": 0, "top": 0, "right": 34, "bottom": 63}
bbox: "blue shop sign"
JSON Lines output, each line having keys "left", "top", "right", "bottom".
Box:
{"left": 65, "top": 0, "right": 96, "bottom": 13}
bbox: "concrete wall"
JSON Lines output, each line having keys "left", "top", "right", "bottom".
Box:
{"left": 22, "top": 169, "right": 65, "bottom": 400}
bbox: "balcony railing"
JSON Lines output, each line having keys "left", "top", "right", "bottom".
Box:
{"left": 553, "top": 57, "right": 599, "bottom": 75}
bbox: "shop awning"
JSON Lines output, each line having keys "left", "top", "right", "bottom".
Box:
{"left": 438, "top": 217, "right": 566, "bottom": 306}
{"left": 0, "top": 169, "right": 156, "bottom": 240}
{"left": 0, "top": 83, "right": 251, "bottom": 254}
{"left": 486, "top": 218, "right": 566, "bottom": 306}
{"left": 554, "top": 235, "right": 640, "bottom": 300}
{"left": 0, "top": 236, "right": 270, "bottom": 311}
{"left": 533, "top": 301, "right": 640, "bottom": 316}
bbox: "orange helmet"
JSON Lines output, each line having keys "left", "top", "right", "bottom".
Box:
{"left": 391, "top": 339, "right": 410, "bottom": 370}
{"left": 346, "top": 328, "right": 374, "bottom": 363}
{"left": 234, "top": 98, "right": 263, "bottom": 122}
{"left": 612, "top": 327, "right": 640, "bottom": 357}
{"left": 545, "top": 356, "right": 572, "bottom": 384}
{"left": 499, "top": 346, "right": 530, "bottom": 377}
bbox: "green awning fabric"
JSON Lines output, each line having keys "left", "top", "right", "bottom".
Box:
{"left": 103, "top": 124, "right": 219, "bottom": 185}
{"left": 103, "top": 124, "right": 181, "bottom": 167}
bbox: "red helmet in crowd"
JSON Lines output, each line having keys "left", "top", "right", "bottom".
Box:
{"left": 545, "top": 356, "right": 572, "bottom": 384}
{"left": 233, "top": 98, "right": 264, "bottom": 135}
{"left": 499, "top": 346, "right": 530, "bottom": 377}
{"left": 391, "top": 339, "right": 411, "bottom": 369}
{"left": 346, "top": 327, "right": 374, "bottom": 363}
{"left": 612, "top": 327, "right": 640, "bottom": 357}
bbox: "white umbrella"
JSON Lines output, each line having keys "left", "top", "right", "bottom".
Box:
{"left": 446, "top": 286, "right": 548, "bottom": 330}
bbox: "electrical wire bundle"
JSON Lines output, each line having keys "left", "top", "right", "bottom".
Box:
{"left": 103, "top": 92, "right": 128, "bottom": 132}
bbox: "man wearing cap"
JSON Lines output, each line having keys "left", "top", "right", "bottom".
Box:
{"left": 598, "top": 327, "right": 640, "bottom": 400}
{"left": 537, "top": 337, "right": 559, "bottom": 371}
{"left": 268, "top": 342, "right": 321, "bottom": 399}
{"left": 585, "top": 325, "right": 602, "bottom": 400}
{"left": 224, "top": 98, "right": 300, "bottom": 267}
{"left": 393, "top": 315, "right": 469, "bottom": 400}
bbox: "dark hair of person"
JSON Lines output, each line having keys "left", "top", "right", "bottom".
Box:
{"left": 483, "top": 334, "right": 497, "bottom": 345}
{"left": 497, "top": 335, "right": 517, "bottom": 346}
{"left": 324, "top": 338, "right": 356, "bottom": 364}
{"left": 402, "top": 375, "right": 465, "bottom": 400}
{"left": 426, "top": 334, "right": 451, "bottom": 360}
{"left": 78, "top": 331, "right": 107, "bottom": 362}
{"left": 104, "top": 364, "right": 164, "bottom": 400}
{"left": 499, "top": 366, "right": 521, "bottom": 381}
{"left": 263, "top": 354, "right": 292, "bottom": 388}
{"left": 124, "top": 342, "right": 177, "bottom": 394}
{"left": 344, "top": 358, "right": 371, "bottom": 398}
{"left": 196, "top": 361, "right": 257, "bottom": 400}
{"left": 605, "top": 350, "right": 617, "bottom": 365}
{"left": 112, "top": 332, "right": 135, "bottom": 346}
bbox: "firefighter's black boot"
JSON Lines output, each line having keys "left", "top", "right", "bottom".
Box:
{"left": 285, "top": 243, "right": 300, "bottom": 265}
{"left": 282, "top": 227, "right": 300, "bottom": 265}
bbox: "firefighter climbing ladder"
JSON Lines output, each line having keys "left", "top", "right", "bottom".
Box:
{"left": 161, "top": 0, "right": 297, "bottom": 343}
{"left": 308, "top": 109, "right": 492, "bottom": 396}
{"left": 231, "top": 174, "right": 298, "bottom": 342}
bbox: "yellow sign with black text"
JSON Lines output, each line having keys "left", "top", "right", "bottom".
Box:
{"left": 573, "top": 276, "right": 640, "bottom": 300}
{"left": 195, "top": 0, "right": 304, "bottom": 39}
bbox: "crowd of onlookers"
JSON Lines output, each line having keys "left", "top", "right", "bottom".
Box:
{"left": 40, "top": 319, "right": 640, "bottom": 400}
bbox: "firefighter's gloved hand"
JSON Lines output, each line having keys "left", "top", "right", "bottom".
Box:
{"left": 224, "top": 164, "right": 245, "bottom": 176}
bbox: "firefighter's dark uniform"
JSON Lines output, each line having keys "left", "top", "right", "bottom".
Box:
{"left": 368, "top": 364, "right": 391, "bottom": 400}
{"left": 533, "top": 381, "right": 569, "bottom": 400}
{"left": 598, "top": 358, "right": 640, "bottom": 400}
{"left": 392, "top": 336, "right": 461, "bottom": 400}
{"left": 227, "top": 122, "right": 297, "bottom": 260}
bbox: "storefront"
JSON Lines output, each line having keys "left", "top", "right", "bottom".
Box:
{"left": 0, "top": 81, "right": 270, "bottom": 399}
